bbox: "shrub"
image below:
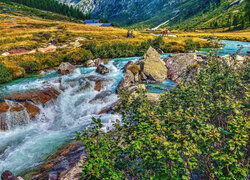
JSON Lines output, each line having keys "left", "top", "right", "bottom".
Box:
{"left": 185, "top": 39, "right": 200, "bottom": 52}
{"left": 0, "top": 63, "right": 12, "bottom": 84}
{"left": 77, "top": 51, "right": 249, "bottom": 179}
{"left": 19, "top": 56, "right": 41, "bottom": 73}
{"left": 65, "top": 49, "right": 94, "bottom": 64}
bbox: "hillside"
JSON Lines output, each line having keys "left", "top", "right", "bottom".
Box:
{"left": 56, "top": 0, "right": 249, "bottom": 30}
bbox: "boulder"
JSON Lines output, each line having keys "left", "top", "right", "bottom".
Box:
{"left": 141, "top": 47, "right": 168, "bottom": 83}
{"left": 164, "top": 53, "right": 198, "bottom": 82}
{"left": 116, "top": 70, "right": 135, "bottom": 94}
{"left": 4, "top": 88, "right": 60, "bottom": 105}
{"left": 58, "top": 63, "right": 76, "bottom": 75}
{"left": 85, "top": 59, "right": 102, "bottom": 67}
{"left": 1, "top": 170, "right": 20, "bottom": 180}
{"left": 96, "top": 64, "right": 110, "bottom": 75}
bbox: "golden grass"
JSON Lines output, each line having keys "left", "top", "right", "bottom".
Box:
{"left": 178, "top": 30, "right": 250, "bottom": 42}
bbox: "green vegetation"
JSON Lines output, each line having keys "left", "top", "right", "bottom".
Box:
{"left": 85, "top": 36, "right": 168, "bottom": 58}
{"left": 1, "top": 0, "right": 90, "bottom": 20}
{"left": 167, "top": 0, "right": 249, "bottom": 31}
{"left": 0, "top": 63, "right": 12, "bottom": 83}
{"left": 77, "top": 43, "right": 249, "bottom": 179}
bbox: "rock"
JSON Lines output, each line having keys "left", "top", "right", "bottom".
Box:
{"left": 164, "top": 53, "right": 198, "bottom": 82}
{"left": 1, "top": 52, "right": 10, "bottom": 56}
{"left": 123, "top": 61, "right": 133, "bottom": 72}
{"left": 58, "top": 63, "right": 76, "bottom": 75}
{"left": 140, "top": 72, "right": 147, "bottom": 81}
{"left": 134, "top": 72, "right": 140, "bottom": 83}
{"left": 1, "top": 170, "right": 19, "bottom": 180}
{"left": 23, "top": 142, "right": 86, "bottom": 180}
{"left": 86, "top": 60, "right": 95, "bottom": 67}
{"left": 4, "top": 88, "right": 60, "bottom": 105}
{"left": 94, "top": 80, "right": 102, "bottom": 91}
{"left": 96, "top": 64, "right": 110, "bottom": 75}
{"left": 86, "top": 58, "right": 102, "bottom": 67}
{"left": 21, "top": 102, "right": 40, "bottom": 119}
{"left": 0, "top": 101, "right": 40, "bottom": 131}
{"left": 98, "top": 99, "right": 123, "bottom": 114}
{"left": 89, "top": 91, "right": 114, "bottom": 104}
{"left": 247, "top": 50, "right": 250, "bottom": 54}
{"left": 116, "top": 70, "right": 135, "bottom": 94}
{"left": 142, "top": 47, "right": 168, "bottom": 83}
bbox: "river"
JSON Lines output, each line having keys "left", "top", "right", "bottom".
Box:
{"left": 0, "top": 40, "right": 249, "bottom": 176}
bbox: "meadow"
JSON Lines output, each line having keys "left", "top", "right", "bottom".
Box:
{"left": 0, "top": 6, "right": 208, "bottom": 84}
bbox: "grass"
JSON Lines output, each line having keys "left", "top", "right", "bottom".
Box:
{"left": 177, "top": 29, "right": 250, "bottom": 42}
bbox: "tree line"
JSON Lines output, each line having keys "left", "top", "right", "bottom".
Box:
{"left": 1, "top": 0, "right": 91, "bottom": 20}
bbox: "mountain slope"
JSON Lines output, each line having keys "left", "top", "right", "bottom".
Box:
{"left": 56, "top": 0, "right": 249, "bottom": 30}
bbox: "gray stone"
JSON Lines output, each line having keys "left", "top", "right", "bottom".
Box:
{"left": 96, "top": 64, "right": 110, "bottom": 74}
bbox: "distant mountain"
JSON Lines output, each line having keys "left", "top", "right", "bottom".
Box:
{"left": 56, "top": 0, "right": 249, "bottom": 30}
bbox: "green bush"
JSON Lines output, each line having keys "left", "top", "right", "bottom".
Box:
{"left": 85, "top": 37, "right": 165, "bottom": 59}
{"left": 64, "top": 49, "right": 94, "bottom": 64}
{"left": 185, "top": 39, "right": 200, "bottom": 52}
{"left": 0, "top": 63, "right": 12, "bottom": 84}
{"left": 19, "top": 57, "right": 41, "bottom": 73}
{"left": 77, "top": 51, "right": 249, "bottom": 179}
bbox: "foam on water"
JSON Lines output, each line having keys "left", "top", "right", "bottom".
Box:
{"left": 0, "top": 59, "right": 127, "bottom": 175}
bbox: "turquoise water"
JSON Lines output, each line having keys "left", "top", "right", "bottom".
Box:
{"left": 198, "top": 39, "right": 250, "bottom": 56}
{"left": 0, "top": 39, "right": 249, "bottom": 176}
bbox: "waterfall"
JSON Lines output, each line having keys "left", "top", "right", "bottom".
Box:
{"left": 5, "top": 101, "right": 30, "bottom": 131}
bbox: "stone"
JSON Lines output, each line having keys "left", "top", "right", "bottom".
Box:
{"left": 164, "top": 53, "right": 198, "bottom": 82}
{"left": 96, "top": 64, "right": 110, "bottom": 74}
{"left": 58, "top": 63, "right": 76, "bottom": 75}
{"left": 0, "top": 101, "right": 40, "bottom": 131}
{"left": 98, "top": 99, "right": 123, "bottom": 114}
{"left": 1, "top": 170, "right": 19, "bottom": 180}
{"left": 134, "top": 72, "right": 140, "bottom": 83}
{"left": 94, "top": 80, "right": 102, "bottom": 91}
{"left": 85, "top": 59, "right": 95, "bottom": 67}
{"left": 1, "top": 52, "right": 10, "bottom": 56}
{"left": 123, "top": 61, "right": 133, "bottom": 72}
{"left": 142, "top": 47, "right": 168, "bottom": 83}
{"left": 89, "top": 91, "right": 114, "bottom": 104}
{"left": 4, "top": 88, "right": 60, "bottom": 105}
{"left": 140, "top": 72, "right": 147, "bottom": 81}
{"left": 116, "top": 70, "right": 135, "bottom": 94}
{"left": 86, "top": 58, "right": 102, "bottom": 67}
{"left": 21, "top": 102, "right": 40, "bottom": 119}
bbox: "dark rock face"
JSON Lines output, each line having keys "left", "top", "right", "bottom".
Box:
{"left": 96, "top": 64, "right": 110, "bottom": 74}
{"left": 58, "top": 62, "right": 76, "bottom": 75}
{"left": 164, "top": 53, "right": 201, "bottom": 82}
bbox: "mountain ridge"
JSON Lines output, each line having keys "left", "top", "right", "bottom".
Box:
{"left": 56, "top": 0, "right": 249, "bottom": 30}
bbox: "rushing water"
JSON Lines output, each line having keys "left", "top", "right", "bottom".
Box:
{"left": 0, "top": 40, "right": 249, "bottom": 176}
